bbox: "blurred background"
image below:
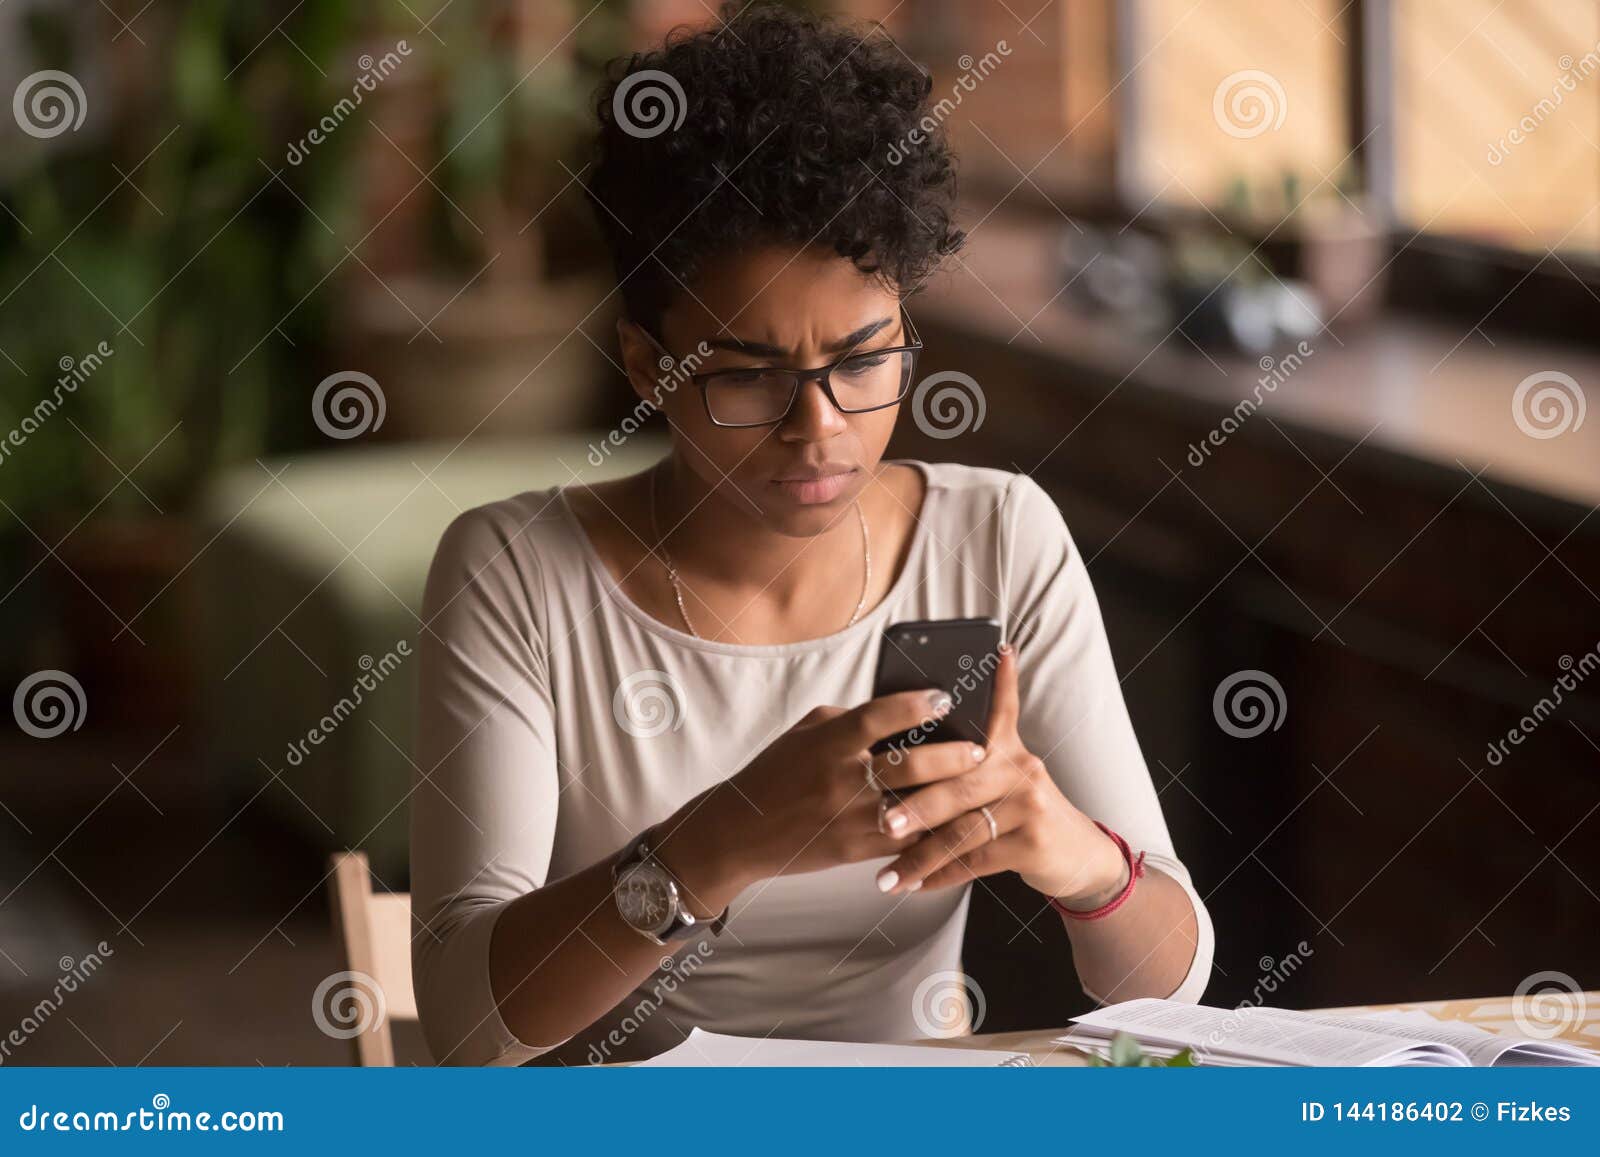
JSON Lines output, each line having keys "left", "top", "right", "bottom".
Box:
{"left": 0, "top": 0, "right": 1596, "bottom": 1064}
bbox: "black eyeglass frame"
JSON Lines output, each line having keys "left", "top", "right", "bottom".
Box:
{"left": 636, "top": 305, "right": 923, "bottom": 429}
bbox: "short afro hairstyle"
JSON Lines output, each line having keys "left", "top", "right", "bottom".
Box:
{"left": 586, "top": 2, "right": 965, "bottom": 334}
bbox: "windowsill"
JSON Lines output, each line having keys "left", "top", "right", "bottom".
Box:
{"left": 919, "top": 213, "right": 1600, "bottom": 517}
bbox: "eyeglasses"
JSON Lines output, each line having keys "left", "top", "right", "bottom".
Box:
{"left": 637, "top": 306, "right": 922, "bottom": 428}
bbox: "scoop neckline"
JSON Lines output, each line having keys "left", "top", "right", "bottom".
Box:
{"left": 556, "top": 459, "right": 935, "bottom": 657}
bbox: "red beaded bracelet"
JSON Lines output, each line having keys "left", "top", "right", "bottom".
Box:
{"left": 1048, "top": 821, "right": 1146, "bottom": 921}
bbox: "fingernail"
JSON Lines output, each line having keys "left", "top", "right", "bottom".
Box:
{"left": 906, "top": 879, "right": 923, "bottom": 892}
{"left": 998, "top": 641, "right": 1011, "bottom": 655}
{"left": 876, "top": 869, "right": 898, "bottom": 893}
{"left": 928, "top": 691, "right": 953, "bottom": 715}
{"left": 885, "top": 808, "right": 908, "bottom": 833}
{"left": 971, "top": 745, "right": 986, "bottom": 763}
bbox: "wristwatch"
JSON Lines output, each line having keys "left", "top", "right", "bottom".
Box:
{"left": 611, "top": 826, "right": 729, "bottom": 945}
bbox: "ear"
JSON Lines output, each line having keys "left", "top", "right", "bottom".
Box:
{"left": 616, "top": 316, "right": 672, "bottom": 410}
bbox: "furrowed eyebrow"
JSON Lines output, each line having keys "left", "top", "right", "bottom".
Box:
{"left": 701, "top": 316, "right": 895, "bottom": 360}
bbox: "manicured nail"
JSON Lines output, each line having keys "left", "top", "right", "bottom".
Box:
{"left": 906, "top": 879, "right": 923, "bottom": 892}
{"left": 928, "top": 691, "right": 953, "bottom": 715}
{"left": 971, "top": 745, "right": 986, "bottom": 763}
{"left": 998, "top": 641, "right": 1011, "bottom": 655}
{"left": 876, "top": 869, "right": 898, "bottom": 892}
{"left": 885, "top": 808, "right": 908, "bottom": 833}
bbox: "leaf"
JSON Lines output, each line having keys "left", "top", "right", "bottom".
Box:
{"left": 1108, "top": 1032, "right": 1142, "bottom": 1067}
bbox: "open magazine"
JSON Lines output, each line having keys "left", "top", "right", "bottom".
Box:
{"left": 1057, "top": 998, "right": 1600, "bottom": 1067}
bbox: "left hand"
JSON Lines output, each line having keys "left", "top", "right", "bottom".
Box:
{"left": 872, "top": 643, "right": 1128, "bottom": 904}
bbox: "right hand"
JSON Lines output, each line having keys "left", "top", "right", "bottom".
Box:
{"left": 675, "top": 688, "right": 990, "bottom": 895}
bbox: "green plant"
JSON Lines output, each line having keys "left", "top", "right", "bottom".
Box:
{"left": 0, "top": 1, "right": 364, "bottom": 526}
{"left": 1087, "top": 1032, "right": 1198, "bottom": 1068}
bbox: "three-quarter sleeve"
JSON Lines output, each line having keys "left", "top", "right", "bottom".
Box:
{"left": 997, "top": 473, "right": 1214, "bottom": 1004}
{"left": 410, "top": 506, "right": 567, "bottom": 1065}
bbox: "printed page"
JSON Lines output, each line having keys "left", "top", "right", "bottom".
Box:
{"left": 635, "top": 1027, "right": 1035, "bottom": 1067}
{"left": 1313, "top": 1009, "right": 1600, "bottom": 1067}
{"left": 1066, "top": 1000, "right": 1467, "bottom": 1066}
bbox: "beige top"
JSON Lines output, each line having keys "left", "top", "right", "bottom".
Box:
{"left": 410, "top": 460, "right": 1213, "bottom": 1066}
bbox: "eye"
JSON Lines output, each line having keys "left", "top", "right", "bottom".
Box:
{"left": 838, "top": 353, "right": 891, "bottom": 376}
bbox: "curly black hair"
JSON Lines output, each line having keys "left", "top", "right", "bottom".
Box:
{"left": 586, "top": 2, "right": 965, "bottom": 333}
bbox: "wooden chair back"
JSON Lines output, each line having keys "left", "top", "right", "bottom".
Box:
{"left": 325, "top": 852, "right": 416, "bottom": 1066}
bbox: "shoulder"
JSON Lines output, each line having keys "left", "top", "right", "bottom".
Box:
{"left": 424, "top": 487, "right": 583, "bottom": 611}
{"left": 911, "top": 461, "right": 1067, "bottom": 537}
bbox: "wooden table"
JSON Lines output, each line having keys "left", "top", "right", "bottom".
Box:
{"left": 909, "top": 991, "right": 1600, "bottom": 1066}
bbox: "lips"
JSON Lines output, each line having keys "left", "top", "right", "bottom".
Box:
{"left": 769, "top": 465, "right": 857, "bottom": 505}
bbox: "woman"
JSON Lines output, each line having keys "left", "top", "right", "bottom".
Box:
{"left": 411, "top": 2, "right": 1211, "bottom": 1066}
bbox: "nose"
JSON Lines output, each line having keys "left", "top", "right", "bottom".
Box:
{"left": 777, "top": 374, "right": 848, "bottom": 442}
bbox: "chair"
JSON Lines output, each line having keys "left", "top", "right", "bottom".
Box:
{"left": 325, "top": 852, "right": 416, "bottom": 1065}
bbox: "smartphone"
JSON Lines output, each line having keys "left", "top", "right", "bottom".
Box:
{"left": 869, "top": 618, "right": 1003, "bottom": 777}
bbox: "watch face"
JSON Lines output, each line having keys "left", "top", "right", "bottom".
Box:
{"left": 616, "top": 862, "right": 675, "bottom": 934}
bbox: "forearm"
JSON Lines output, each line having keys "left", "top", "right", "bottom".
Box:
{"left": 486, "top": 792, "right": 756, "bottom": 1050}
{"left": 1062, "top": 867, "right": 1200, "bottom": 1003}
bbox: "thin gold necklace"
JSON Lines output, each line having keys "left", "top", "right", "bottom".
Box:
{"left": 648, "top": 461, "right": 871, "bottom": 641}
